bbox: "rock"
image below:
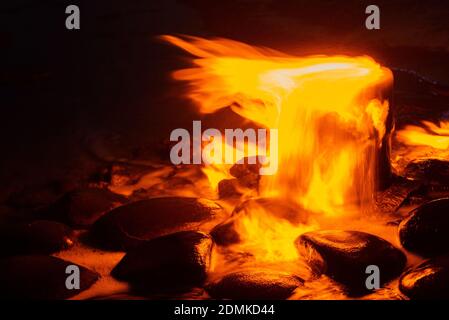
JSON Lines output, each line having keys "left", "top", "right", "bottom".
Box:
{"left": 90, "top": 197, "right": 224, "bottom": 250}
{"left": 44, "top": 188, "right": 128, "bottom": 228}
{"left": 7, "top": 181, "right": 73, "bottom": 210}
{"left": 375, "top": 177, "right": 420, "bottom": 214}
{"left": 238, "top": 172, "right": 260, "bottom": 189}
{"left": 112, "top": 231, "right": 213, "bottom": 294}
{"left": 211, "top": 197, "right": 308, "bottom": 246}
{"left": 0, "top": 255, "right": 99, "bottom": 299}
{"left": 399, "top": 254, "right": 449, "bottom": 299}
{"left": 217, "top": 175, "right": 262, "bottom": 199}
{"left": 229, "top": 157, "right": 261, "bottom": 190}
{"left": 210, "top": 217, "right": 241, "bottom": 246}
{"left": 218, "top": 179, "right": 243, "bottom": 199}
{"left": 296, "top": 230, "right": 406, "bottom": 295}
{"left": 0, "top": 220, "right": 74, "bottom": 256}
{"left": 399, "top": 198, "right": 449, "bottom": 257}
{"left": 404, "top": 159, "right": 449, "bottom": 187}
{"left": 108, "top": 163, "right": 153, "bottom": 187}
{"left": 130, "top": 177, "right": 194, "bottom": 200}
{"left": 229, "top": 156, "right": 261, "bottom": 179}
{"left": 206, "top": 269, "right": 303, "bottom": 300}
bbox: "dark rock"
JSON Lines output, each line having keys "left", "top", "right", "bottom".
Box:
{"left": 229, "top": 157, "right": 261, "bottom": 190}
{"left": 399, "top": 198, "right": 449, "bottom": 257}
{"left": 404, "top": 159, "right": 449, "bottom": 187}
{"left": 0, "top": 220, "right": 74, "bottom": 256}
{"left": 44, "top": 188, "right": 127, "bottom": 228}
{"left": 296, "top": 230, "right": 406, "bottom": 295}
{"left": 239, "top": 172, "right": 260, "bottom": 189}
{"left": 130, "top": 177, "right": 194, "bottom": 200}
{"left": 90, "top": 197, "right": 224, "bottom": 250}
{"left": 206, "top": 269, "right": 303, "bottom": 300}
{"left": 375, "top": 177, "right": 420, "bottom": 214}
{"left": 218, "top": 179, "right": 243, "bottom": 199}
{"left": 217, "top": 173, "right": 262, "bottom": 199}
{"left": 112, "top": 231, "right": 213, "bottom": 294}
{"left": 422, "top": 184, "right": 449, "bottom": 201}
{"left": 210, "top": 217, "right": 241, "bottom": 246}
{"left": 0, "top": 255, "right": 99, "bottom": 299}
{"left": 7, "top": 181, "right": 75, "bottom": 210}
{"left": 399, "top": 254, "right": 449, "bottom": 299}
{"left": 108, "top": 163, "right": 153, "bottom": 187}
{"left": 229, "top": 156, "right": 261, "bottom": 179}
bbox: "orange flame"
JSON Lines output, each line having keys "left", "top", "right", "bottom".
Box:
{"left": 163, "top": 35, "right": 393, "bottom": 264}
{"left": 393, "top": 120, "right": 449, "bottom": 174}
{"left": 397, "top": 120, "right": 449, "bottom": 150}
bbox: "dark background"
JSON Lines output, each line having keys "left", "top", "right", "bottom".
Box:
{"left": 1, "top": 0, "right": 449, "bottom": 197}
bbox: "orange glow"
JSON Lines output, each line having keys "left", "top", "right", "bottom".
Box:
{"left": 393, "top": 120, "right": 449, "bottom": 173}
{"left": 397, "top": 120, "right": 449, "bottom": 150}
{"left": 201, "top": 134, "right": 263, "bottom": 191}
{"left": 163, "top": 35, "right": 393, "bottom": 264}
{"left": 232, "top": 200, "right": 318, "bottom": 263}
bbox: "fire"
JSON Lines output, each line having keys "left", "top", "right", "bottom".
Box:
{"left": 393, "top": 120, "right": 449, "bottom": 173}
{"left": 231, "top": 199, "right": 318, "bottom": 263}
{"left": 396, "top": 120, "right": 449, "bottom": 151}
{"left": 163, "top": 35, "right": 393, "bottom": 264}
{"left": 201, "top": 133, "right": 263, "bottom": 191}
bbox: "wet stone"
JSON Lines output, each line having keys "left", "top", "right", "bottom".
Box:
{"left": 7, "top": 181, "right": 74, "bottom": 210}
{"left": 399, "top": 198, "right": 449, "bottom": 257}
{"left": 130, "top": 177, "right": 194, "bottom": 200}
{"left": 206, "top": 269, "right": 303, "bottom": 300}
{"left": 90, "top": 197, "right": 224, "bottom": 250}
{"left": 229, "top": 157, "right": 261, "bottom": 189}
{"left": 375, "top": 177, "right": 420, "bottom": 214}
{"left": 218, "top": 179, "right": 243, "bottom": 199}
{"left": 399, "top": 254, "right": 449, "bottom": 300}
{"left": 108, "top": 163, "right": 154, "bottom": 187}
{"left": 404, "top": 159, "right": 449, "bottom": 187}
{"left": 43, "top": 188, "right": 128, "bottom": 228}
{"left": 210, "top": 217, "right": 241, "bottom": 246}
{"left": 0, "top": 220, "right": 74, "bottom": 257}
{"left": 238, "top": 172, "right": 259, "bottom": 189}
{"left": 0, "top": 255, "right": 99, "bottom": 299}
{"left": 112, "top": 231, "right": 213, "bottom": 294}
{"left": 229, "top": 156, "right": 261, "bottom": 179}
{"left": 296, "top": 230, "right": 406, "bottom": 295}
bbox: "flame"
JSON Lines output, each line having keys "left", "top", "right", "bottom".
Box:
{"left": 397, "top": 120, "right": 449, "bottom": 150}
{"left": 163, "top": 35, "right": 393, "bottom": 265}
{"left": 201, "top": 134, "right": 263, "bottom": 191}
{"left": 232, "top": 200, "right": 317, "bottom": 263}
{"left": 393, "top": 120, "right": 449, "bottom": 172}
